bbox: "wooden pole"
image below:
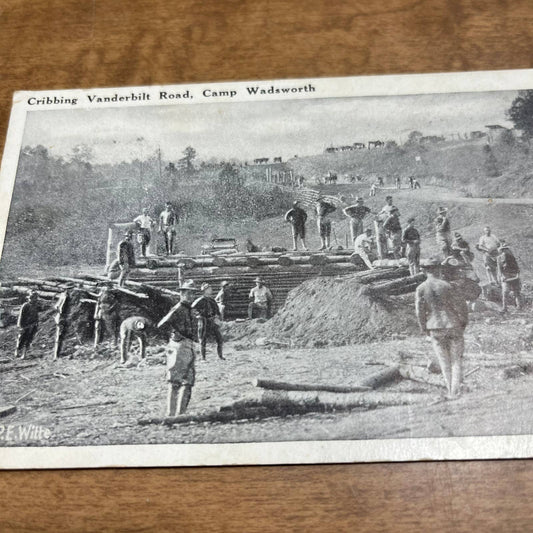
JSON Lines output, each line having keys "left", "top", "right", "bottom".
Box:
{"left": 106, "top": 227, "right": 114, "bottom": 269}
{"left": 254, "top": 378, "right": 371, "bottom": 393}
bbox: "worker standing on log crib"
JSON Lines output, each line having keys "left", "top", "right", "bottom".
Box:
{"left": 52, "top": 289, "right": 71, "bottom": 360}
{"left": 383, "top": 207, "right": 402, "bottom": 259}
{"left": 497, "top": 241, "right": 522, "bottom": 313}
{"left": 402, "top": 217, "right": 421, "bottom": 276}
{"left": 157, "top": 279, "right": 197, "bottom": 416}
{"left": 15, "top": 291, "right": 39, "bottom": 360}
{"left": 284, "top": 201, "right": 308, "bottom": 251}
{"left": 315, "top": 197, "right": 336, "bottom": 250}
{"left": 119, "top": 316, "right": 149, "bottom": 364}
{"left": 248, "top": 277, "right": 273, "bottom": 319}
{"left": 117, "top": 230, "right": 135, "bottom": 287}
{"left": 94, "top": 286, "right": 121, "bottom": 347}
{"left": 159, "top": 201, "right": 178, "bottom": 255}
{"left": 192, "top": 283, "right": 225, "bottom": 361}
{"left": 215, "top": 281, "right": 230, "bottom": 321}
{"left": 376, "top": 195, "right": 396, "bottom": 258}
{"left": 343, "top": 197, "right": 371, "bottom": 247}
{"left": 415, "top": 257, "right": 481, "bottom": 399}
{"left": 134, "top": 207, "right": 155, "bottom": 257}
{"left": 435, "top": 207, "right": 452, "bottom": 258}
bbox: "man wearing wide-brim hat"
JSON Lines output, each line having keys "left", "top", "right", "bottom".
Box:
{"left": 435, "top": 207, "right": 452, "bottom": 258}
{"left": 248, "top": 277, "right": 273, "bottom": 320}
{"left": 415, "top": 256, "right": 480, "bottom": 398}
{"left": 157, "top": 279, "right": 198, "bottom": 416}
{"left": 192, "top": 282, "right": 225, "bottom": 361}
{"left": 496, "top": 240, "right": 522, "bottom": 313}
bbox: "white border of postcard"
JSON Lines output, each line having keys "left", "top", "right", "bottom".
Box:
{"left": 2, "top": 69, "right": 533, "bottom": 469}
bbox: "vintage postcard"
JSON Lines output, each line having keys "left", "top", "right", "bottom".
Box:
{"left": 2, "top": 70, "right": 533, "bottom": 469}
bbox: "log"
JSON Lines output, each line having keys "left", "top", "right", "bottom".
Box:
{"left": 353, "top": 267, "right": 409, "bottom": 284}
{"left": 366, "top": 274, "right": 425, "bottom": 294}
{"left": 51, "top": 400, "right": 118, "bottom": 412}
{"left": 398, "top": 366, "right": 445, "bottom": 388}
{"left": 308, "top": 254, "right": 328, "bottom": 266}
{"left": 277, "top": 255, "right": 294, "bottom": 267}
{"left": 358, "top": 366, "right": 401, "bottom": 389}
{"left": 254, "top": 378, "right": 371, "bottom": 393}
{"left": 0, "top": 405, "right": 16, "bottom": 418}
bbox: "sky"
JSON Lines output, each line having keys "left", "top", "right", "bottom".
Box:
{"left": 21, "top": 90, "right": 518, "bottom": 164}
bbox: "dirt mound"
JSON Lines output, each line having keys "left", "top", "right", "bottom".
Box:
{"left": 225, "top": 276, "right": 419, "bottom": 348}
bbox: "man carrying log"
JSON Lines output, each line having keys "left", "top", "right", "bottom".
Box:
{"left": 383, "top": 207, "right": 402, "bottom": 259}
{"left": 215, "top": 281, "right": 230, "bottom": 321}
{"left": 435, "top": 207, "right": 452, "bottom": 258}
{"left": 157, "top": 279, "right": 197, "bottom": 416}
{"left": 415, "top": 257, "right": 481, "bottom": 398}
{"left": 159, "top": 201, "right": 178, "bottom": 255}
{"left": 343, "top": 197, "right": 371, "bottom": 247}
{"left": 284, "top": 201, "right": 308, "bottom": 251}
{"left": 15, "top": 291, "right": 39, "bottom": 360}
{"left": 402, "top": 217, "right": 421, "bottom": 275}
{"left": 134, "top": 207, "right": 155, "bottom": 257}
{"left": 497, "top": 241, "right": 522, "bottom": 313}
{"left": 476, "top": 226, "right": 500, "bottom": 284}
{"left": 353, "top": 229, "right": 375, "bottom": 270}
{"left": 192, "top": 283, "right": 225, "bottom": 361}
{"left": 119, "top": 316, "right": 150, "bottom": 364}
{"left": 117, "top": 230, "right": 135, "bottom": 287}
{"left": 315, "top": 197, "right": 336, "bottom": 250}
{"left": 248, "top": 277, "right": 273, "bottom": 319}
{"left": 94, "top": 285, "right": 121, "bottom": 347}
{"left": 53, "top": 289, "right": 71, "bottom": 360}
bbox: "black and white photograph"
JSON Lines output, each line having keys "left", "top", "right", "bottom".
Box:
{"left": 2, "top": 70, "right": 533, "bottom": 469}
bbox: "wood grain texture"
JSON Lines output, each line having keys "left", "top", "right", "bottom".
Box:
{"left": 1, "top": 0, "right": 533, "bottom": 530}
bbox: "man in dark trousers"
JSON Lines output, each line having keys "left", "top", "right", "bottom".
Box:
{"left": 119, "top": 316, "right": 150, "bottom": 364}
{"left": 315, "top": 197, "right": 336, "bottom": 250}
{"left": 157, "top": 279, "right": 197, "bottom": 416}
{"left": 94, "top": 285, "right": 121, "bottom": 347}
{"left": 415, "top": 257, "right": 481, "bottom": 398}
{"left": 402, "top": 217, "right": 421, "bottom": 275}
{"left": 117, "top": 230, "right": 135, "bottom": 287}
{"left": 248, "top": 277, "right": 273, "bottom": 319}
{"left": 192, "top": 283, "right": 224, "bottom": 361}
{"left": 159, "top": 201, "right": 178, "bottom": 255}
{"left": 383, "top": 207, "right": 402, "bottom": 259}
{"left": 497, "top": 241, "right": 522, "bottom": 313}
{"left": 53, "top": 289, "right": 71, "bottom": 360}
{"left": 284, "top": 201, "right": 308, "bottom": 251}
{"left": 15, "top": 291, "right": 40, "bottom": 359}
{"left": 343, "top": 197, "right": 371, "bottom": 247}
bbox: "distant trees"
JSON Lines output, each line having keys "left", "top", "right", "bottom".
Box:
{"left": 507, "top": 90, "right": 533, "bottom": 141}
{"left": 406, "top": 130, "right": 423, "bottom": 145}
{"left": 178, "top": 146, "right": 197, "bottom": 176}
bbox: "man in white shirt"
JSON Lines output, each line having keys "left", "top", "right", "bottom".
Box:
{"left": 353, "top": 229, "right": 375, "bottom": 269}
{"left": 475, "top": 226, "right": 500, "bottom": 283}
{"left": 248, "top": 277, "right": 273, "bottom": 319}
{"left": 134, "top": 208, "right": 155, "bottom": 257}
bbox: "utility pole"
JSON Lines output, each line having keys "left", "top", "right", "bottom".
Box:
{"left": 157, "top": 146, "right": 162, "bottom": 182}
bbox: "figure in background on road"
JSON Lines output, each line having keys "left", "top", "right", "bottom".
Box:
{"left": 94, "top": 285, "right": 121, "bottom": 347}
{"left": 450, "top": 232, "right": 474, "bottom": 266}
{"left": 353, "top": 229, "right": 375, "bottom": 270}
{"left": 408, "top": 176, "right": 415, "bottom": 189}
{"left": 134, "top": 207, "right": 155, "bottom": 257}
{"left": 435, "top": 207, "right": 452, "bottom": 258}
{"left": 497, "top": 241, "right": 522, "bottom": 313}
{"left": 476, "top": 226, "right": 500, "bottom": 284}
{"left": 343, "top": 197, "right": 371, "bottom": 247}
{"left": 378, "top": 176, "right": 384, "bottom": 187}
{"left": 117, "top": 230, "right": 135, "bottom": 287}
{"left": 157, "top": 279, "right": 197, "bottom": 416}
{"left": 192, "top": 283, "right": 225, "bottom": 361}
{"left": 119, "top": 316, "right": 149, "bottom": 364}
{"left": 215, "top": 281, "right": 230, "bottom": 321}
{"left": 284, "top": 201, "right": 308, "bottom": 251}
{"left": 15, "top": 291, "right": 39, "bottom": 360}
{"left": 413, "top": 178, "right": 421, "bottom": 189}
{"left": 298, "top": 175, "right": 305, "bottom": 188}
{"left": 383, "top": 207, "right": 403, "bottom": 259}
{"left": 402, "top": 217, "right": 421, "bottom": 275}
{"left": 415, "top": 257, "right": 481, "bottom": 399}
{"left": 248, "top": 277, "right": 273, "bottom": 319}
{"left": 395, "top": 176, "right": 401, "bottom": 189}
{"left": 53, "top": 289, "right": 71, "bottom": 360}
{"left": 315, "top": 197, "right": 337, "bottom": 250}
{"left": 159, "top": 201, "right": 178, "bottom": 255}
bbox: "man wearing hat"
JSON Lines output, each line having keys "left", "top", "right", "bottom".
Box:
{"left": 343, "top": 197, "right": 371, "bottom": 247}
{"left": 476, "top": 226, "right": 500, "bottom": 284}
{"left": 157, "top": 279, "right": 197, "bottom": 416}
{"left": 353, "top": 228, "right": 375, "bottom": 269}
{"left": 496, "top": 241, "right": 522, "bottom": 313}
{"left": 117, "top": 230, "right": 135, "bottom": 287}
{"left": 416, "top": 257, "right": 480, "bottom": 398}
{"left": 383, "top": 207, "right": 402, "bottom": 259}
{"left": 119, "top": 315, "right": 150, "bottom": 364}
{"left": 215, "top": 281, "right": 231, "bottom": 321}
{"left": 192, "top": 283, "right": 224, "bottom": 360}
{"left": 248, "top": 277, "right": 273, "bottom": 319}
{"left": 315, "top": 197, "right": 336, "bottom": 250}
{"left": 451, "top": 232, "right": 474, "bottom": 266}
{"left": 435, "top": 207, "right": 452, "bottom": 258}
{"left": 284, "top": 201, "right": 308, "bottom": 251}
{"left": 402, "top": 217, "right": 421, "bottom": 275}
{"left": 15, "top": 291, "right": 40, "bottom": 359}
{"left": 159, "top": 201, "right": 178, "bottom": 255}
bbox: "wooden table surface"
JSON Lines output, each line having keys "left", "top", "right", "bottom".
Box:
{"left": 1, "top": 1, "right": 533, "bottom": 530}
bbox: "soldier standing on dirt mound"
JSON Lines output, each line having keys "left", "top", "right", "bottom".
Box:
{"left": 157, "top": 279, "right": 197, "bottom": 416}
{"left": 284, "top": 201, "right": 308, "bottom": 251}
{"left": 14, "top": 291, "right": 40, "bottom": 360}
{"left": 415, "top": 257, "right": 481, "bottom": 399}
{"left": 192, "top": 283, "right": 225, "bottom": 361}
{"left": 402, "top": 217, "right": 421, "bottom": 275}
{"left": 435, "top": 207, "right": 452, "bottom": 258}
